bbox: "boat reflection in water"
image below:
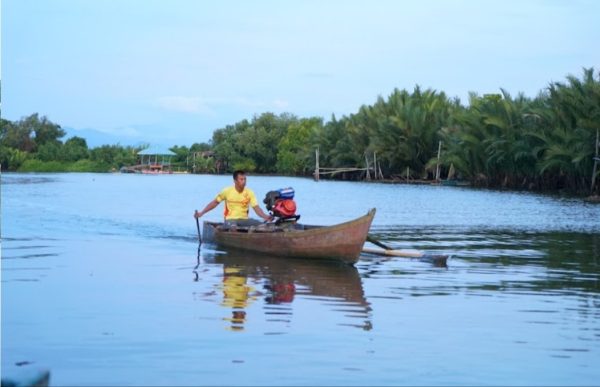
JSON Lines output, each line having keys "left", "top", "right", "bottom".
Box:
{"left": 196, "top": 248, "right": 372, "bottom": 331}
{"left": 220, "top": 265, "right": 258, "bottom": 331}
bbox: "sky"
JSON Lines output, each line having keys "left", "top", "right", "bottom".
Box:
{"left": 2, "top": 0, "right": 599, "bottom": 148}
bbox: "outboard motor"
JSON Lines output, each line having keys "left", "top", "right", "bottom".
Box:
{"left": 263, "top": 187, "right": 300, "bottom": 224}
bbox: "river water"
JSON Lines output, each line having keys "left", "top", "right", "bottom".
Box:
{"left": 2, "top": 172, "right": 600, "bottom": 386}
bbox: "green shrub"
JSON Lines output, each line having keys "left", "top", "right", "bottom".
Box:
{"left": 66, "top": 159, "right": 110, "bottom": 172}
{"left": 232, "top": 158, "right": 256, "bottom": 173}
{"left": 17, "top": 159, "right": 112, "bottom": 172}
{"left": 18, "top": 159, "right": 68, "bottom": 172}
{"left": 0, "top": 146, "right": 29, "bottom": 171}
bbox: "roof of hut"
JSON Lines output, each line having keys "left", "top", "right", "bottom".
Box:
{"left": 137, "top": 146, "right": 176, "bottom": 156}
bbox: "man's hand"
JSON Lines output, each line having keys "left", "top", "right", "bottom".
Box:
{"left": 253, "top": 205, "right": 273, "bottom": 222}
{"left": 194, "top": 210, "right": 202, "bottom": 219}
{"left": 261, "top": 213, "right": 274, "bottom": 222}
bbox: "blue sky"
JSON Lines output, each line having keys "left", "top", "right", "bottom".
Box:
{"left": 2, "top": 0, "right": 599, "bottom": 147}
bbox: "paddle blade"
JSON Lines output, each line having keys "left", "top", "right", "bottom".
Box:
{"left": 419, "top": 254, "right": 449, "bottom": 267}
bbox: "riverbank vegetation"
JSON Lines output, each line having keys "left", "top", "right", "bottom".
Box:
{"left": 1, "top": 68, "right": 599, "bottom": 195}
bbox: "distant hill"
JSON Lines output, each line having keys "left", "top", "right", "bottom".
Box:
{"left": 61, "top": 126, "right": 205, "bottom": 149}
{"left": 61, "top": 127, "right": 148, "bottom": 148}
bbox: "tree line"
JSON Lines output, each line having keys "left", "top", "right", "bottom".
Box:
{"left": 1, "top": 68, "right": 599, "bottom": 195}
{"left": 0, "top": 113, "right": 208, "bottom": 173}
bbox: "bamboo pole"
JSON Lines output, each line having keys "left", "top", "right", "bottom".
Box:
{"left": 314, "top": 148, "right": 320, "bottom": 181}
{"left": 373, "top": 152, "right": 377, "bottom": 180}
{"left": 365, "top": 153, "right": 371, "bottom": 180}
{"left": 363, "top": 247, "right": 428, "bottom": 258}
{"left": 362, "top": 247, "right": 449, "bottom": 266}
{"left": 435, "top": 140, "right": 442, "bottom": 181}
{"left": 592, "top": 128, "right": 599, "bottom": 194}
{"left": 318, "top": 168, "right": 368, "bottom": 175}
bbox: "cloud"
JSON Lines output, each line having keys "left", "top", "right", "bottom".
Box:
{"left": 156, "top": 95, "right": 290, "bottom": 113}
{"left": 272, "top": 99, "right": 289, "bottom": 109}
{"left": 301, "top": 72, "right": 334, "bottom": 79}
{"left": 226, "top": 97, "right": 290, "bottom": 111}
{"left": 155, "top": 96, "right": 213, "bottom": 114}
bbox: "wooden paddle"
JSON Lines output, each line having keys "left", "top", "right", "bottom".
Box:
{"left": 195, "top": 210, "right": 202, "bottom": 244}
{"left": 366, "top": 234, "right": 394, "bottom": 250}
{"left": 364, "top": 235, "right": 449, "bottom": 266}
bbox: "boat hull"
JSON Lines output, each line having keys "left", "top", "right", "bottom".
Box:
{"left": 203, "top": 208, "right": 376, "bottom": 265}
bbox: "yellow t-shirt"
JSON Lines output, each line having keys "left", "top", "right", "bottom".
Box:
{"left": 216, "top": 186, "right": 258, "bottom": 220}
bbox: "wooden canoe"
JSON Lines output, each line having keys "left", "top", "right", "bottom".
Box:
{"left": 202, "top": 208, "right": 376, "bottom": 265}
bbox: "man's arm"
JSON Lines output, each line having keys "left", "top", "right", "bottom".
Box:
{"left": 194, "top": 199, "right": 219, "bottom": 219}
{"left": 253, "top": 205, "right": 273, "bottom": 222}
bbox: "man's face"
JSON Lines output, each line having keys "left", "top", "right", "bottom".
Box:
{"left": 234, "top": 174, "right": 247, "bottom": 191}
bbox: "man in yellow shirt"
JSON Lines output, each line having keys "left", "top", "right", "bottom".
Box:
{"left": 194, "top": 170, "right": 273, "bottom": 227}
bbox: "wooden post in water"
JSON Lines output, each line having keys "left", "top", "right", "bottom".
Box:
{"left": 314, "top": 148, "right": 320, "bottom": 181}
{"left": 435, "top": 140, "right": 442, "bottom": 181}
{"left": 591, "top": 128, "right": 599, "bottom": 194}
{"left": 373, "top": 151, "right": 378, "bottom": 180}
{"left": 364, "top": 153, "right": 371, "bottom": 180}
{"left": 406, "top": 167, "right": 409, "bottom": 183}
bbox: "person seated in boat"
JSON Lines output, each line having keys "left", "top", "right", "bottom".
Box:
{"left": 194, "top": 170, "right": 273, "bottom": 228}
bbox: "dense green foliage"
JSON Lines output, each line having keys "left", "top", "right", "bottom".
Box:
{"left": 2, "top": 68, "right": 599, "bottom": 194}
{"left": 435, "top": 68, "right": 600, "bottom": 193}
{"left": 0, "top": 114, "right": 141, "bottom": 172}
